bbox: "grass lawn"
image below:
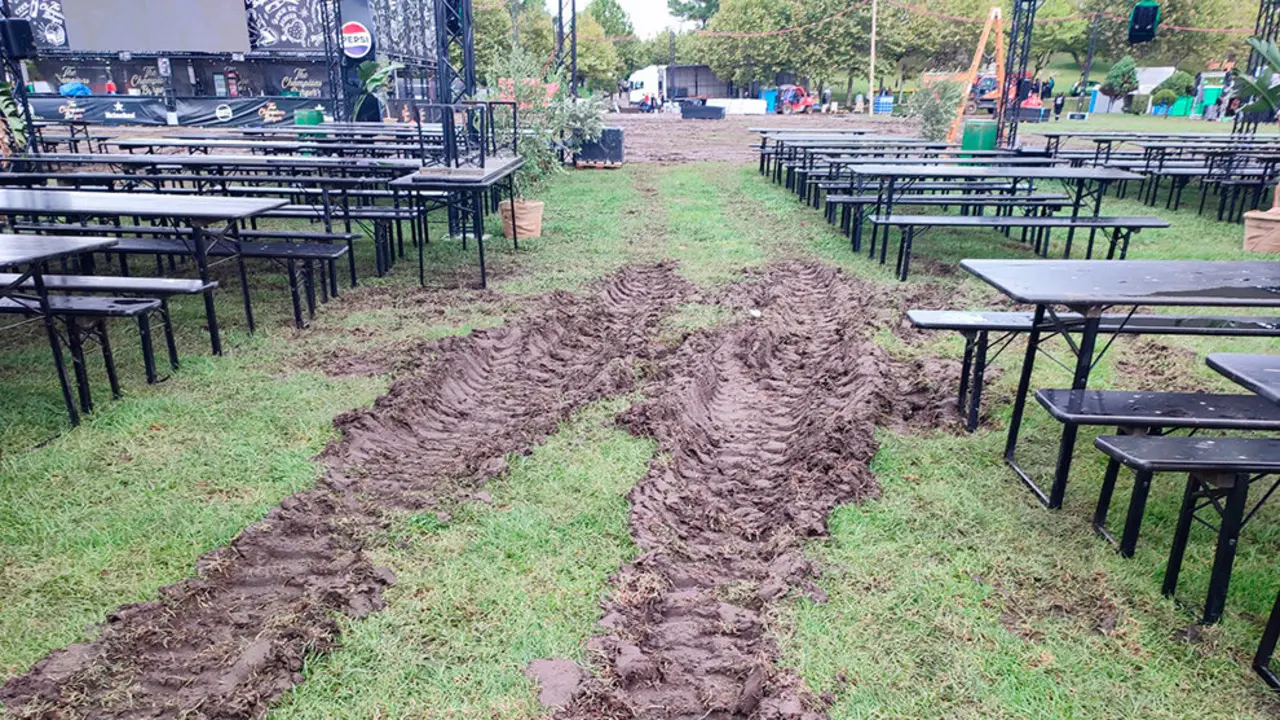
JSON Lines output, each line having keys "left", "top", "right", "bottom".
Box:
{"left": 2, "top": 157, "right": 1279, "bottom": 718}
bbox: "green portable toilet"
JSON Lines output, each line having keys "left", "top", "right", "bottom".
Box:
{"left": 961, "top": 119, "right": 998, "bottom": 152}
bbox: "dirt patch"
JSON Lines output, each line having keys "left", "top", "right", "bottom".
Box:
{"left": 982, "top": 570, "right": 1127, "bottom": 645}
{"left": 1, "top": 263, "right": 694, "bottom": 719}
{"left": 1115, "top": 337, "right": 1214, "bottom": 394}
{"left": 608, "top": 113, "right": 918, "bottom": 164}
{"left": 559, "top": 262, "right": 961, "bottom": 720}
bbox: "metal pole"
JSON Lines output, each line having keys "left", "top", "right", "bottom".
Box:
{"left": 570, "top": 0, "right": 578, "bottom": 97}
{"left": 868, "top": 0, "right": 878, "bottom": 113}
{"left": 1077, "top": 12, "right": 1100, "bottom": 113}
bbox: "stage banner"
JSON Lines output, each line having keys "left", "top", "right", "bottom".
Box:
{"left": 175, "top": 96, "right": 331, "bottom": 126}
{"left": 9, "top": 0, "right": 69, "bottom": 48}
{"left": 28, "top": 96, "right": 168, "bottom": 125}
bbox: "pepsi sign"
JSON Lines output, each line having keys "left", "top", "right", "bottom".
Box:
{"left": 341, "top": 21, "right": 372, "bottom": 59}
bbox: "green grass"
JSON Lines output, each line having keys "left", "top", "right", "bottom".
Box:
{"left": 4, "top": 157, "right": 1280, "bottom": 719}
{"left": 270, "top": 397, "right": 653, "bottom": 719}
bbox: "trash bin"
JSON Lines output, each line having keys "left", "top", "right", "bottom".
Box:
{"left": 295, "top": 108, "right": 324, "bottom": 149}
{"left": 872, "top": 94, "right": 894, "bottom": 115}
{"left": 961, "top": 119, "right": 998, "bottom": 152}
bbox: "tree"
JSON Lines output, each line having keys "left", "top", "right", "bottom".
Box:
{"left": 1028, "top": 0, "right": 1089, "bottom": 75}
{"left": 669, "top": 0, "right": 719, "bottom": 27}
{"left": 700, "top": 0, "right": 792, "bottom": 87}
{"left": 573, "top": 14, "right": 622, "bottom": 90}
{"left": 1100, "top": 54, "right": 1138, "bottom": 111}
{"left": 1155, "top": 70, "right": 1194, "bottom": 97}
{"left": 587, "top": 0, "right": 643, "bottom": 77}
{"left": 473, "top": 4, "right": 557, "bottom": 80}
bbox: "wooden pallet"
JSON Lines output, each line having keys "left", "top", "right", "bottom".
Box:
{"left": 574, "top": 161, "right": 623, "bottom": 170}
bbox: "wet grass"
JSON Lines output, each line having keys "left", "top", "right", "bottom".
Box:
{"left": 4, "top": 157, "right": 1280, "bottom": 718}
{"left": 270, "top": 397, "right": 653, "bottom": 719}
{"left": 737, "top": 165, "right": 1280, "bottom": 717}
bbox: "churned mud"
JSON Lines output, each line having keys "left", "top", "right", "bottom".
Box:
{"left": 554, "top": 262, "right": 962, "bottom": 719}
{"left": 1, "top": 263, "right": 693, "bottom": 719}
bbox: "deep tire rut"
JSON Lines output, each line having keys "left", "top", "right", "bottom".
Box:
{"left": 1, "top": 263, "right": 694, "bottom": 719}
{"left": 562, "top": 262, "right": 961, "bottom": 720}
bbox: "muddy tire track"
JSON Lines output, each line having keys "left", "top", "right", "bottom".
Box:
{"left": 559, "top": 262, "right": 961, "bottom": 719}
{"left": 1, "top": 263, "right": 694, "bottom": 719}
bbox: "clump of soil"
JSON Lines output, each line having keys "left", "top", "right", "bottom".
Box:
{"left": 1115, "top": 336, "right": 1213, "bottom": 394}
{"left": 1, "top": 263, "right": 694, "bottom": 719}
{"left": 559, "top": 262, "right": 961, "bottom": 720}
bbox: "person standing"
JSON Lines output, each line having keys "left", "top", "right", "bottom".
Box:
{"left": 1053, "top": 93, "right": 1066, "bottom": 121}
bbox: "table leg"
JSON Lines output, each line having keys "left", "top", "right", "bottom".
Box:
{"left": 508, "top": 176, "right": 519, "bottom": 251}
{"left": 1063, "top": 178, "right": 1084, "bottom": 259}
{"left": 472, "top": 190, "right": 487, "bottom": 288}
{"left": 31, "top": 263, "right": 80, "bottom": 426}
{"left": 1047, "top": 311, "right": 1102, "bottom": 509}
{"left": 1255, "top": 591, "right": 1280, "bottom": 689}
{"left": 188, "top": 223, "right": 222, "bottom": 356}
{"left": 1003, "top": 304, "right": 1046, "bottom": 463}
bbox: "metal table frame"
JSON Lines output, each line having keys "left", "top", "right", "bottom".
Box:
{"left": 962, "top": 260, "right": 1280, "bottom": 510}
{"left": 0, "top": 235, "right": 119, "bottom": 425}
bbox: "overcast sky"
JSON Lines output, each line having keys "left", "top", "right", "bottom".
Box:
{"left": 544, "top": 0, "right": 694, "bottom": 40}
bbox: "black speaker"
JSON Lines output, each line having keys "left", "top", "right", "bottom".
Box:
{"left": 0, "top": 19, "right": 36, "bottom": 60}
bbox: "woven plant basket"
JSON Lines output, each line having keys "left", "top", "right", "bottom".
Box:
{"left": 500, "top": 200, "right": 544, "bottom": 239}
{"left": 1243, "top": 185, "right": 1280, "bottom": 254}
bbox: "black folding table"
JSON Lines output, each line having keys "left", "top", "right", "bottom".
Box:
{"left": 1209, "top": 354, "right": 1280, "bottom": 690}
{"left": 0, "top": 234, "right": 118, "bottom": 426}
{"left": 0, "top": 190, "right": 286, "bottom": 355}
{"left": 852, "top": 165, "right": 1142, "bottom": 259}
{"left": 389, "top": 155, "right": 524, "bottom": 288}
{"left": 962, "top": 259, "right": 1280, "bottom": 509}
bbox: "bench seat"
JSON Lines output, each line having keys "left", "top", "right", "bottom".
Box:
{"left": 870, "top": 215, "right": 1168, "bottom": 279}
{"left": 1092, "top": 434, "right": 1280, "bottom": 624}
{"left": 906, "top": 310, "right": 1280, "bottom": 432}
{"left": 1036, "top": 389, "right": 1280, "bottom": 431}
{"left": 1, "top": 294, "right": 163, "bottom": 407}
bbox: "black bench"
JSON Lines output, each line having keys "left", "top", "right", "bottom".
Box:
{"left": 871, "top": 215, "right": 1168, "bottom": 280}
{"left": 906, "top": 310, "right": 1280, "bottom": 431}
{"left": 1038, "top": 389, "right": 1280, "bottom": 552}
{"left": 0, "top": 273, "right": 213, "bottom": 379}
{"left": 827, "top": 193, "right": 1069, "bottom": 248}
{"left": 817, "top": 179, "right": 1018, "bottom": 210}
{"left": 15, "top": 221, "right": 354, "bottom": 303}
{"left": 1094, "top": 435, "right": 1280, "bottom": 624}
{"left": 107, "top": 237, "right": 346, "bottom": 329}
{"left": 0, "top": 294, "right": 160, "bottom": 413}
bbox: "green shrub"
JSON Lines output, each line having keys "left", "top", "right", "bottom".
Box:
{"left": 1151, "top": 89, "right": 1178, "bottom": 113}
{"left": 1155, "top": 70, "right": 1194, "bottom": 97}
{"left": 904, "top": 81, "right": 965, "bottom": 141}
{"left": 1125, "top": 93, "right": 1150, "bottom": 115}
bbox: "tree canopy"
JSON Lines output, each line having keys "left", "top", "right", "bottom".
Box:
{"left": 668, "top": 0, "right": 720, "bottom": 27}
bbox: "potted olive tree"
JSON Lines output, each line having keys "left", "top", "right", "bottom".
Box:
{"left": 490, "top": 47, "right": 605, "bottom": 239}
{"left": 1236, "top": 38, "right": 1280, "bottom": 253}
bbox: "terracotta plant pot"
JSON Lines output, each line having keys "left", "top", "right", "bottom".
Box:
{"left": 501, "top": 200, "right": 544, "bottom": 239}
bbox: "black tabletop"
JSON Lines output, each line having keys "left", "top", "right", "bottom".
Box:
{"left": 18, "top": 153, "right": 424, "bottom": 169}
{"left": 852, "top": 164, "right": 1140, "bottom": 181}
{"left": 390, "top": 156, "right": 525, "bottom": 189}
{"left": 961, "top": 260, "right": 1280, "bottom": 307}
{"left": 1207, "top": 354, "right": 1280, "bottom": 405}
{"left": 0, "top": 189, "right": 286, "bottom": 220}
{"left": 112, "top": 137, "right": 426, "bottom": 151}
{"left": 0, "top": 234, "right": 118, "bottom": 267}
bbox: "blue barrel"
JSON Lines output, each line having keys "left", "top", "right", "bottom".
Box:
{"left": 761, "top": 89, "right": 778, "bottom": 114}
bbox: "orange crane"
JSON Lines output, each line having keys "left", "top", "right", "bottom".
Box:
{"left": 945, "top": 7, "right": 1006, "bottom": 144}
